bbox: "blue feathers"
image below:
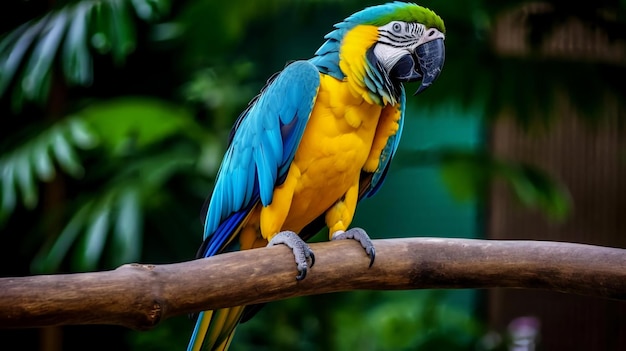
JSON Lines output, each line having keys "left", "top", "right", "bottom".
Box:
{"left": 201, "top": 61, "right": 320, "bottom": 252}
{"left": 202, "top": 208, "right": 249, "bottom": 257}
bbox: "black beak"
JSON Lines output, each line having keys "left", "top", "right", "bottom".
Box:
{"left": 389, "top": 38, "right": 445, "bottom": 95}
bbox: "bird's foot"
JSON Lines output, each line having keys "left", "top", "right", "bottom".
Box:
{"left": 331, "top": 227, "right": 376, "bottom": 267}
{"left": 267, "top": 231, "right": 315, "bottom": 281}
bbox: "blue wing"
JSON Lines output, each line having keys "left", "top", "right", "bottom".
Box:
{"left": 360, "top": 86, "right": 406, "bottom": 199}
{"left": 200, "top": 60, "right": 320, "bottom": 258}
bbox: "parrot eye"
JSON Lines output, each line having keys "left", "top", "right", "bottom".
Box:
{"left": 392, "top": 22, "right": 402, "bottom": 33}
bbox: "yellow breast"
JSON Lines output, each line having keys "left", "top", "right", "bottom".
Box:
{"left": 282, "top": 73, "right": 383, "bottom": 232}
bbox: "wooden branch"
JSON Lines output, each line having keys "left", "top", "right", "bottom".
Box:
{"left": 1, "top": 238, "right": 625, "bottom": 330}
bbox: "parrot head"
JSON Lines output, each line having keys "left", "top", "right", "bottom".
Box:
{"left": 371, "top": 17, "right": 445, "bottom": 94}
{"left": 310, "top": 2, "right": 445, "bottom": 104}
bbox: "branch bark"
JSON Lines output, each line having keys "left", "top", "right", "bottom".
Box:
{"left": 1, "top": 238, "right": 625, "bottom": 330}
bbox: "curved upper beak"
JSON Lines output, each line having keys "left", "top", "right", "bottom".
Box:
{"left": 389, "top": 29, "right": 445, "bottom": 95}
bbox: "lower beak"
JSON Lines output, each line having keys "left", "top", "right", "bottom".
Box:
{"left": 389, "top": 38, "right": 445, "bottom": 95}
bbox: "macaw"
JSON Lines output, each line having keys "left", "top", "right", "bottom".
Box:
{"left": 188, "top": 2, "right": 445, "bottom": 350}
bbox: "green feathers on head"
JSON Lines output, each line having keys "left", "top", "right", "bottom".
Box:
{"left": 351, "top": 2, "right": 445, "bottom": 33}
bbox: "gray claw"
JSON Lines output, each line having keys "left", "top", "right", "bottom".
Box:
{"left": 331, "top": 227, "right": 376, "bottom": 267}
{"left": 268, "top": 231, "right": 315, "bottom": 281}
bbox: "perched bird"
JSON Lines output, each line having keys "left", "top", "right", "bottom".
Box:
{"left": 188, "top": 2, "right": 445, "bottom": 350}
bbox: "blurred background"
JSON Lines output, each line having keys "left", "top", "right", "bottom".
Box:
{"left": 1, "top": 0, "right": 625, "bottom": 350}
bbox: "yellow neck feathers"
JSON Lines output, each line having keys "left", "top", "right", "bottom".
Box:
{"left": 338, "top": 25, "right": 383, "bottom": 105}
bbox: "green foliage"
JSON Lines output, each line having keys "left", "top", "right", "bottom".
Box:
{"left": 181, "top": 63, "right": 258, "bottom": 130}
{"left": 0, "top": 95, "right": 216, "bottom": 273}
{"left": 227, "top": 291, "right": 486, "bottom": 351}
{"left": 0, "top": 117, "right": 97, "bottom": 224}
{"left": 332, "top": 291, "right": 483, "bottom": 351}
{"left": 29, "top": 147, "right": 191, "bottom": 273}
{"left": 0, "top": 0, "right": 170, "bottom": 110}
{"left": 25, "top": 98, "right": 215, "bottom": 273}
{"left": 78, "top": 97, "right": 205, "bottom": 154}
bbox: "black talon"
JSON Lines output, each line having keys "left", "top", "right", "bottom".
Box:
{"left": 368, "top": 247, "right": 376, "bottom": 268}
{"left": 296, "top": 269, "right": 307, "bottom": 281}
{"left": 309, "top": 251, "right": 316, "bottom": 268}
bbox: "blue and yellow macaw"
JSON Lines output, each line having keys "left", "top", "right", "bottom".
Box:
{"left": 188, "top": 2, "right": 445, "bottom": 350}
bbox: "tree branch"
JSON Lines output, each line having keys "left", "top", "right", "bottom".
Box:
{"left": 1, "top": 238, "right": 625, "bottom": 330}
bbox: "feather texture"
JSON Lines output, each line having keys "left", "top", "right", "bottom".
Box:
{"left": 202, "top": 61, "right": 320, "bottom": 242}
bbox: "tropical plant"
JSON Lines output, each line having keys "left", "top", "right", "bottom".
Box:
{"left": 0, "top": 0, "right": 171, "bottom": 110}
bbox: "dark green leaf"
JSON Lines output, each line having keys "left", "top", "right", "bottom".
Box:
{"left": 90, "top": 1, "right": 113, "bottom": 54}
{"left": 62, "top": 2, "right": 94, "bottom": 86}
{"left": 30, "top": 138, "right": 55, "bottom": 181}
{"left": 0, "top": 117, "right": 98, "bottom": 225}
{"left": 21, "top": 11, "right": 68, "bottom": 101}
{"left": 31, "top": 203, "right": 92, "bottom": 273}
{"left": 77, "top": 201, "right": 112, "bottom": 271}
{"left": 67, "top": 117, "right": 99, "bottom": 149}
{"left": 79, "top": 97, "right": 199, "bottom": 154}
{"left": 0, "top": 20, "right": 30, "bottom": 54}
{"left": 0, "top": 15, "right": 49, "bottom": 98}
{"left": 14, "top": 150, "right": 37, "bottom": 209}
{"left": 108, "top": 0, "right": 137, "bottom": 65}
{"left": 0, "top": 158, "right": 17, "bottom": 216}
{"left": 50, "top": 126, "right": 85, "bottom": 177}
{"left": 112, "top": 188, "right": 142, "bottom": 265}
{"left": 131, "top": 0, "right": 171, "bottom": 21}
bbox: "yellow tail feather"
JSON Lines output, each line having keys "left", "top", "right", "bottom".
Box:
{"left": 190, "top": 306, "right": 245, "bottom": 351}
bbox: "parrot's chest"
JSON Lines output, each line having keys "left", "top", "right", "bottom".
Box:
{"left": 284, "top": 75, "right": 384, "bottom": 228}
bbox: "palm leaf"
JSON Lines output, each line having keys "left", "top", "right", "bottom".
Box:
{"left": 0, "top": 0, "right": 171, "bottom": 110}
{"left": 0, "top": 15, "right": 50, "bottom": 99}
{"left": 30, "top": 148, "right": 197, "bottom": 273}
{"left": 28, "top": 97, "right": 215, "bottom": 273}
{"left": 62, "top": 2, "right": 93, "bottom": 86}
{"left": 0, "top": 117, "right": 98, "bottom": 224}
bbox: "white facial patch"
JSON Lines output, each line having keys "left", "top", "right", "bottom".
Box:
{"left": 374, "top": 21, "right": 426, "bottom": 71}
{"left": 378, "top": 21, "right": 426, "bottom": 48}
{"left": 373, "top": 44, "right": 408, "bottom": 72}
